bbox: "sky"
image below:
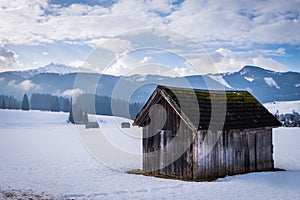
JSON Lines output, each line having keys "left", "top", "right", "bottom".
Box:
{"left": 0, "top": 0, "right": 299, "bottom": 76}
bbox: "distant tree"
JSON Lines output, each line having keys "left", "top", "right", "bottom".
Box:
{"left": 68, "top": 104, "right": 74, "bottom": 124}
{"left": 63, "top": 98, "right": 70, "bottom": 112}
{"left": 21, "top": 94, "right": 30, "bottom": 111}
{"left": 0, "top": 95, "right": 19, "bottom": 109}
{"left": 275, "top": 110, "right": 279, "bottom": 120}
{"left": 1, "top": 99, "right": 5, "bottom": 109}
{"left": 51, "top": 96, "right": 60, "bottom": 112}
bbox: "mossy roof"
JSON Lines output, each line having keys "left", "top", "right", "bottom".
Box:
{"left": 134, "top": 85, "right": 281, "bottom": 131}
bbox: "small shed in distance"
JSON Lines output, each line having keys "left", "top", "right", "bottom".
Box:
{"left": 121, "top": 122, "right": 131, "bottom": 128}
{"left": 85, "top": 121, "right": 99, "bottom": 129}
{"left": 133, "top": 85, "right": 281, "bottom": 180}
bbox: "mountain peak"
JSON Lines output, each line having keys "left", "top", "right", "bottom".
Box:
{"left": 37, "top": 63, "right": 80, "bottom": 74}
{"left": 239, "top": 65, "right": 272, "bottom": 75}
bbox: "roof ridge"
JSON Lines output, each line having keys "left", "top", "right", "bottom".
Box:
{"left": 157, "top": 85, "right": 250, "bottom": 93}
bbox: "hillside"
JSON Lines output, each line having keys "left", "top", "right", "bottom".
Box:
{"left": 0, "top": 64, "right": 299, "bottom": 103}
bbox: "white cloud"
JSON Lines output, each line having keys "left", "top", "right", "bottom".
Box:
{"left": 102, "top": 50, "right": 199, "bottom": 77}
{"left": 168, "top": 67, "right": 197, "bottom": 77}
{"left": 206, "top": 48, "right": 289, "bottom": 73}
{"left": 91, "top": 38, "right": 132, "bottom": 53}
{"left": 0, "top": 77, "right": 4, "bottom": 82}
{"left": 251, "top": 57, "right": 288, "bottom": 72}
{"left": 19, "top": 80, "right": 39, "bottom": 91}
{"left": 0, "top": 46, "right": 23, "bottom": 71}
{"left": 8, "top": 80, "right": 40, "bottom": 91}
{"left": 68, "top": 60, "right": 86, "bottom": 68}
{"left": 146, "top": 0, "right": 176, "bottom": 14}
{"left": 141, "top": 56, "right": 153, "bottom": 64}
{"left": 0, "top": 0, "right": 298, "bottom": 74}
{"left": 8, "top": 80, "right": 16, "bottom": 87}
{"left": 166, "top": 0, "right": 300, "bottom": 45}
{"left": 0, "top": 0, "right": 299, "bottom": 47}
{"left": 42, "top": 52, "right": 48, "bottom": 56}
{"left": 0, "top": 0, "right": 166, "bottom": 45}
{"left": 62, "top": 88, "right": 84, "bottom": 97}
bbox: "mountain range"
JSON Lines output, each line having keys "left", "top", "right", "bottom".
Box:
{"left": 0, "top": 64, "right": 299, "bottom": 103}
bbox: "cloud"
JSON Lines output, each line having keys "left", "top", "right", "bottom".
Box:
{"left": 68, "top": 59, "right": 85, "bottom": 68}
{"left": 8, "top": 80, "right": 40, "bottom": 91}
{"left": 42, "top": 52, "right": 48, "bottom": 56}
{"left": 164, "top": 67, "right": 197, "bottom": 77}
{"left": 166, "top": 0, "right": 300, "bottom": 45}
{"left": 0, "top": 77, "right": 4, "bottom": 82}
{"left": 62, "top": 88, "right": 84, "bottom": 97}
{"left": 0, "top": 46, "right": 22, "bottom": 71}
{"left": 141, "top": 56, "right": 153, "bottom": 64}
{"left": 90, "top": 38, "right": 132, "bottom": 53}
{"left": 0, "top": 0, "right": 299, "bottom": 47}
{"left": 0, "top": 0, "right": 298, "bottom": 74}
{"left": 0, "top": 0, "right": 166, "bottom": 45}
{"left": 146, "top": 0, "right": 177, "bottom": 15}
{"left": 207, "top": 48, "right": 289, "bottom": 73}
{"left": 103, "top": 54, "right": 134, "bottom": 76}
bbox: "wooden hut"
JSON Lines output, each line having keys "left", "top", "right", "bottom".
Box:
{"left": 133, "top": 85, "right": 281, "bottom": 180}
{"left": 121, "top": 122, "right": 131, "bottom": 128}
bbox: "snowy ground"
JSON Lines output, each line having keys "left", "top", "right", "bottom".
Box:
{"left": 0, "top": 109, "right": 300, "bottom": 199}
{"left": 264, "top": 100, "right": 300, "bottom": 114}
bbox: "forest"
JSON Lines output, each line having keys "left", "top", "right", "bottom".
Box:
{"left": 0, "top": 93, "right": 144, "bottom": 121}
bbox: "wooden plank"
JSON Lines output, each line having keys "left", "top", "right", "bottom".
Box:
{"left": 192, "top": 131, "right": 198, "bottom": 180}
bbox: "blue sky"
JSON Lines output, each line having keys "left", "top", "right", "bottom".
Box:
{"left": 0, "top": 0, "right": 299, "bottom": 76}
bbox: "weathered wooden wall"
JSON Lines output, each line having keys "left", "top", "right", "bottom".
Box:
{"left": 142, "top": 93, "right": 274, "bottom": 180}
{"left": 196, "top": 128, "right": 274, "bottom": 179}
{"left": 142, "top": 95, "right": 195, "bottom": 179}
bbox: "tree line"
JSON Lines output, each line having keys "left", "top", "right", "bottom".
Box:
{"left": 68, "top": 94, "right": 144, "bottom": 124}
{"left": 0, "top": 95, "right": 20, "bottom": 109}
{"left": 0, "top": 93, "right": 71, "bottom": 112}
{"left": 1, "top": 93, "right": 144, "bottom": 122}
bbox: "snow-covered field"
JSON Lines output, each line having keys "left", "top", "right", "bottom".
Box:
{"left": 0, "top": 109, "right": 300, "bottom": 199}
{"left": 264, "top": 100, "right": 300, "bottom": 114}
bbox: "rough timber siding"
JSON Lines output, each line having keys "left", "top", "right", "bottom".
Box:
{"left": 142, "top": 96, "right": 195, "bottom": 179}
{"left": 135, "top": 85, "right": 279, "bottom": 180}
{"left": 196, "top": 128, "right": 274, "bottom": 179}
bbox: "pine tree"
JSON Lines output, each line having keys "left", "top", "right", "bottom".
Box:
{"left": 1, "top": 99, "right": 5, "bottom": 109}
{"left": 68, "top": 105, "right": 74, "bottom": 124}
{"left": 63, "top": 98, "right": 70, "bottom": 112}
{"left": 21, "top": 94, "right": 30, "bottom": 111}
{"left": 51, "top": 96, "right": 60, "bottom": 112}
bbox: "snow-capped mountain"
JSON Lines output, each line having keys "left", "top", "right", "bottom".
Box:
{"left": 219, "top": 65, "right": 300, "bottom": 102}
{"left": 0, "top": 65, "right": 299, "bottom": 103}
{"left": 11, "top": 63, "right": 95, "bottom": 78}
{"left": 33, "top": 63, "right": 81, "bottom": 74}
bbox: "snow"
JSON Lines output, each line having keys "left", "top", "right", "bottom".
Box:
{"left": 14, "top": 63, "right": 95, "bottom": 79}
{"left": 209, "top": 75, "right": 232, "bottom": 88}
{"left": 0, "top": 109, "right": 300, "bottom": 199}
{"left": 244, "top": 77, "right": 254, "bottom": 82}
{"left": 37, "top": 63, "right": 80, "bottom": 74}
{"left": 264, "top": 100, "right": 300, "bottom": 114}
{"left": 264, "top": 77, "right": 280, "bottom": 89}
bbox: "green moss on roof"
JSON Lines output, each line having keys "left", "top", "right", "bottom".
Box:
{"left": 135, "top": 85, "right": 281, "bottom": 130}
